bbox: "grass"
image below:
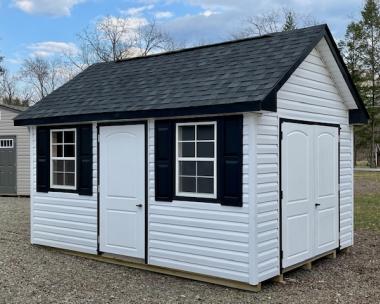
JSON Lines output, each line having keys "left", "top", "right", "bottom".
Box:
{"left": 354, "top": 171, "right": 380, "bottom": 231}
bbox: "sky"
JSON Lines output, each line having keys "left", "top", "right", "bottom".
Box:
{"left": 0, "top": 0, "right": 365, "bottom": 73}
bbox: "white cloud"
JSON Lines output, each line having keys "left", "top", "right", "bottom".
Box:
{"left": 201, "top": 10, "right": 218, "bottom": 17}
{"left": 28, "top": 41, "right": 79, "bottom": 57}
{"left": 120, "top": 4, "right": 154, "bottom": 16}
{"left": 12, "top": 0, "right": 85, "bottom": 16}
{"left": 155, "top": 11, "right": 174, "bottom": 19}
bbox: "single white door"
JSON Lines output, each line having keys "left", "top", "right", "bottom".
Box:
{"left": 281, "top": 122, "right": 339, "bottom": 268}
{"left": 99, "top": 124, "right": 145, "bottom": 258}
{"left": 313, "top": 125, "right": 339, "bottom": 256}
{"left": 281, "top": 123, "right": 315, "bottom": 268}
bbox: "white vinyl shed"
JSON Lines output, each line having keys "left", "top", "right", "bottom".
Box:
{"left": 0, "top": 103, "right": 29, "bottom": 196}
{"left": 14, "top": 25, "right": 368, "bottom": 291}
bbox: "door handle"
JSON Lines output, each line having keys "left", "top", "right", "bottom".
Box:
{"left": 315, "top": 203, "right": 321, "bottom": 207}
{"left": 136, "top": 204, "right": 143, "bottom": 208}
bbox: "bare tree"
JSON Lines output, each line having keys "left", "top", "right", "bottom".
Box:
{"left": 135, "top": 19, "right": 176, "bottom": 56}
{"left": 0, "top": 70, "right": 17, "bottom": 103}
{"left": 67, "top": 16, "right": 179, "bottom": 70}
{"left": 233, "top": 8, "right": 319, "bottom": 38}
{"left": 77, "top": 16, "right": 136, "bottom": 63}
{"left": 21, "top": 57, "right": 67, "bottom": 101}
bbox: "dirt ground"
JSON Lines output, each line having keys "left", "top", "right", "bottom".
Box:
{"left": 0, "top": 196, "right": 379, "bottom": 304}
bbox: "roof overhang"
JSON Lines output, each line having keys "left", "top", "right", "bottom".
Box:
{"left": 261, "top": 25, "right": 369, "bottom": 124}
{"left": 14, "top": 101, "right": 262, "bottom": 126}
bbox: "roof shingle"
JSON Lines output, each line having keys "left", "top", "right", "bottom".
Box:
{"left": 14, "top": 25, "right": 329, "bottom": 125}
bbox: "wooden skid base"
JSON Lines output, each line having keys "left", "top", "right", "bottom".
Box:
{"left": 43, "top": 246, "right": 261, "bottom": 292}
{"left": 283, "top": 249, "right": 337, "bottom": 274}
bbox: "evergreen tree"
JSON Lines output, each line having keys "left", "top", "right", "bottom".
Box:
{"left": 340, "top": 0, "right": 380, "bottom": 166}
{"left": 283, "top": 11, "right": 297, "bottom": 31}
{"left": 359, "top": 0, "right": 380, "bottom": 167}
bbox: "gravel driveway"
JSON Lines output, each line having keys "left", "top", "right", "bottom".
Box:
{"left": 0, "top": 197, "right": 379, "bottom": 304}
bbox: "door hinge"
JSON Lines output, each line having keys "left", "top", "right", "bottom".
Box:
{"left": 97, "top": 134, "right": 100, "bottom": 142}
{"left": 280, "top": 190, "right": 283, "bottom": 200}
{"left": 280, "top": 250, "right": 283, "bottom": 260}
{"left": 280, "top": 131, "right": 283, "bottom": 141}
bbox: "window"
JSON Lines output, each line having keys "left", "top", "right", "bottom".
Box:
{"left": 0, "top": 139, "right": 14, "bottom": 148}
{"left": 176, "top": 122, "right": 217, "bottom": 198}
{"left": 50, "top": 129, "right": 76, "bottom": 189}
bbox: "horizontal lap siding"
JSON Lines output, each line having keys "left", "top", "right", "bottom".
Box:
{"left": 254, "top": 47, "right": 354, "bottom": 282}
{"left": 148, "top": 118, "right": 251, "bottom": 283}
{"left": 277, "top": 48, "right": 354, "bottom": 250}
{"left": 30, "top": 124, "right": 98, "bottom": 254}
{"left": 254, "top": 113, "right": 280, "bottom": 282}
{"left": 0, "top": 109, "right": 29, "bottom": 195}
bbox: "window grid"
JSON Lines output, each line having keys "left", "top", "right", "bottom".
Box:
{"left": 50, "top": 129, "right": 77, "bottom": 190}
{"left": 176, "top": 121, "right": 217, "bottom": 199}
{"left": 0, "top": 139, "right": 14, "bottom": 148}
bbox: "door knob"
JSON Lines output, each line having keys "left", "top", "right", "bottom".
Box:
{"left": 315, "top": 203, "right": 321, "bottom": 207}
{"left": 136, "top": 204, "right": 143, "bottom": 208}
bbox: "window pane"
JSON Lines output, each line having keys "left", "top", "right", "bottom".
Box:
{"left": 52, "top": 145, "right": 63, "bottom": 157}
{"left": 179, "top": 142, "right": 195, "bottom": 157}
{"left": 197, "top": 177, "right": 214, "bottom": 194}
{"left": 65, "top": 160, "right": 75, "bottom": 173}
{"left": 53, "top": 160, "right": 64, "bottom": 172}
{"left": 65, "top": 173, "right": 75, "bottom": 186}
{"left": 179, "top": 161, "right": 196, "bottom": 176}
{"left": 64, "top": 144, "right": 75, "bottom": 157}
{"left": 53, "top": 172, "right": 64, "bottom": 186}
{"left": 197, "top": 161, "right": 214, "bottom": 177}
{"left": 52, "top": 131, "right": 63, "bottom": 144}
{"left": 64, "top": 131, "right": 75, "bottom": 143}
{"left": 178, "top": 126, "right": 195, "bottom": 141}
{"left": 197, "top": 142, "right": 214, "bottom": 157}
{"left": 179, "top": 176, "right": 196, "bottom": 193}
{"left": 197, "top": 125, "right": 214, "bottom": 140}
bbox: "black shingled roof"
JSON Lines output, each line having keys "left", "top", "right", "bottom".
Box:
{"left": 14, "top": 24, "right": 368, "bottom": 126}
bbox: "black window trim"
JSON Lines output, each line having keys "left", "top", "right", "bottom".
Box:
{"left": 166, "top": 115, "right": 243, "bottom": 205}
{"left": 36, "top": 124, "right": 93, "bottom": 195}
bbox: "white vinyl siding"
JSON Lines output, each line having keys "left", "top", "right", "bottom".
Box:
{"left": 29, "top": 124, "right": 98, "bottom": 254}
{"left": 148, "top": 117, "right": 252, "bottom": 283}
{"left": 0, "top": 107, "right": 30, "bottom": 195}
{"left": 253, "top": 45, "right": 354, "bottom": 282}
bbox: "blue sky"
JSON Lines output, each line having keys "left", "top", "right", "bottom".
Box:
{"left": 0, "top": 0, "right": 364, "bottom": 72}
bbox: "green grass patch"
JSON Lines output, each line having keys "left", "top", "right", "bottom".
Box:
{"left": 354, "top": 171, "right": 380, "bottom": 231}
{"left": 354, "top": 194, "right": 380, "bottom": 231}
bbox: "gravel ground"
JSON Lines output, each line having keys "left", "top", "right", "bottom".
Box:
{"left": 0, "top": 197, "right": 379, "bottom": 304}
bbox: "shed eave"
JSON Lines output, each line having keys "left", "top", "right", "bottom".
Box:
{"left": 13, "top": 101, "right": 262, "bottom": 126}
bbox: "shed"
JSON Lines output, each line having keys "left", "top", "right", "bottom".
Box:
{"left": 0, "top": 103, "right": 30, "bottom": 195}
{"left": 14, "top": 25, "right": 368, "bottom": 290}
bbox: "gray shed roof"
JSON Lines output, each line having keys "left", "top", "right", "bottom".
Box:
{"left": 14, "top": 24, "right": 368, "bottom": 126}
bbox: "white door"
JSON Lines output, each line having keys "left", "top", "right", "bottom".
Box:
{"left": 99, "top": 124, "right": 145, "bottom": 258}
{"left": 281, "top": 123, "right": 315, "bottom": 268}
{"left": 314, "top": 126, "right": 339, "bottom": 256}
{"left": 281, "top": 122, "right": 339, "bottom": 268}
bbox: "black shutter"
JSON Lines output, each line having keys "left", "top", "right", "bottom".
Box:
{"left": 77, "top": 125, "right": 93, "bottom": 196}
{"left": 36, "top": 127, "right": 50, "bottom": 192}
{"left": 218, "top": 115, "right": 243, "bottom": 207}
{"left": 155, "top": 120, "right": 174, "bottom": 201}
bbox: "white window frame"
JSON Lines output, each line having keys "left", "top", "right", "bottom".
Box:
{"left": 50, "top": 128, "right": 77, "bottom": 190}
{"left": 175, "top": 121, "right": 217, "bottom": 199}
{"left": 0, "top": 139, "right": 14, "bottom": 148}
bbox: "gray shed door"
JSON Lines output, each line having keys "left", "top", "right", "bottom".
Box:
{"left": 0, "top": 136, "right": 16, "bottom": 194}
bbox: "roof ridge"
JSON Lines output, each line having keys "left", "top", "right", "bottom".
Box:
{"left": 114, "top": 24, "right": 327, "bottom": 64}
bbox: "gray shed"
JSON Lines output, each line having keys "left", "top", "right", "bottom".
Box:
{"left": 0, "top": 104, "right": 30, "bottom": 195}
